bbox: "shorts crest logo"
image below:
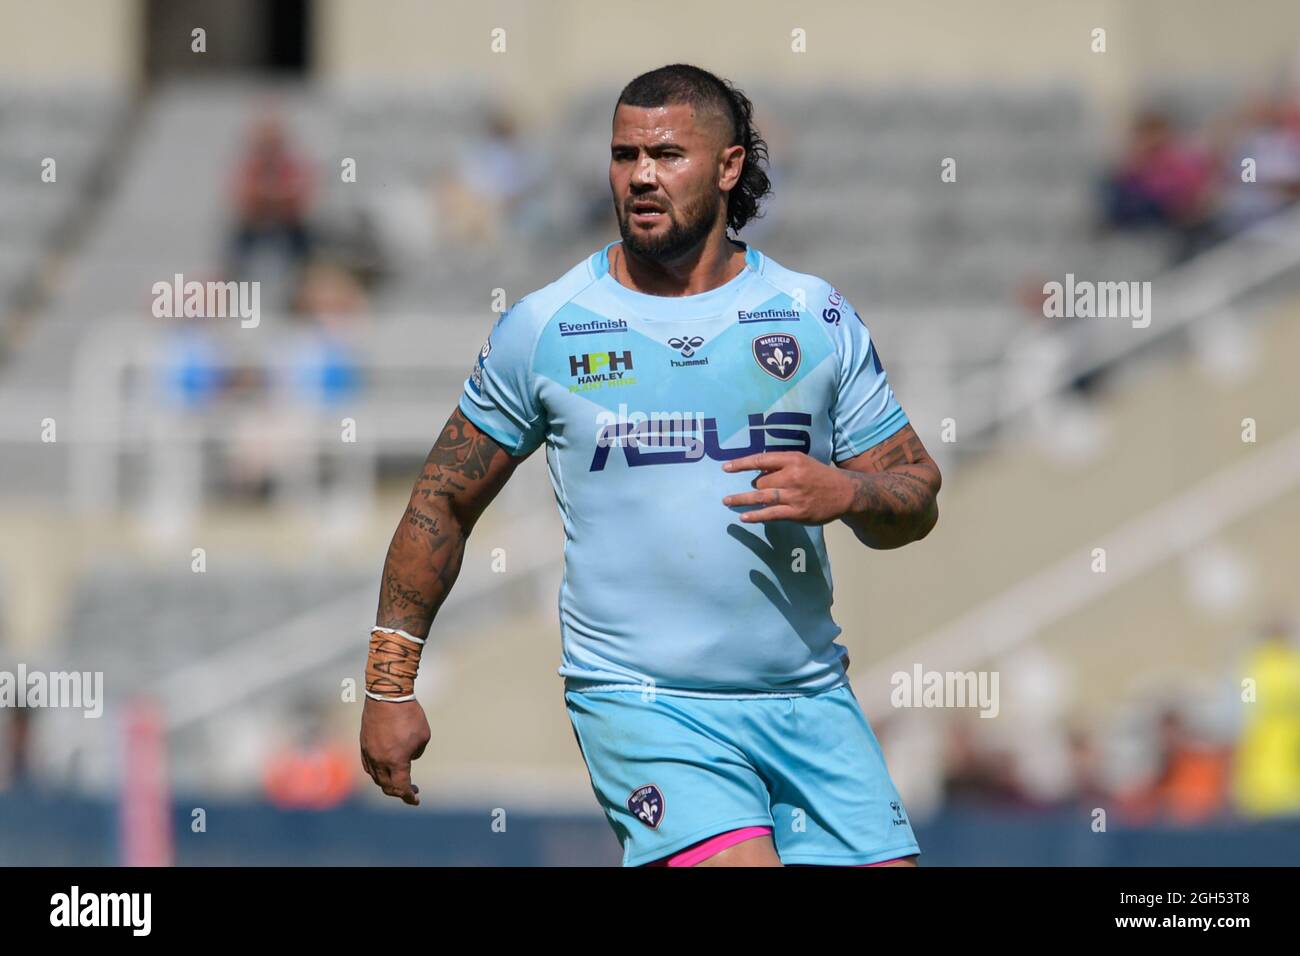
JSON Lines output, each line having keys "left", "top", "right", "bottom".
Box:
{"left": 753, "top": 333, "right": 800, "bottom": 381}
{"left": 627, "top": 783, "right": 665, "bottom": 828}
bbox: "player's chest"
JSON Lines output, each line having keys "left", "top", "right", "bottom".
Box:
{"left": 539, "top": 318, "right": 833, "bottom": 415}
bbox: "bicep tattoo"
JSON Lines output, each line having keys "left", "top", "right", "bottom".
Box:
{"left": 412, "top": 408, "right": 515, "bottom": 519}
{"left": 855, "top": 425, "right": 931, "bottom": 474}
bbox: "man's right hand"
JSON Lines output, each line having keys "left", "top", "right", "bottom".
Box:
{"left": 360, "top": 697, "right": 431, "bottom": 806}
{"left": 361, "top": 409, "right": 521, "bottom": 806}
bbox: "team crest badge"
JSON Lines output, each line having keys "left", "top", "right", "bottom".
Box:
{"left": 753, "top": 333, "right": 800, "bottom": 381}
{"left": 627, "top": 784, "right": 665, "bottom": 828}
{"left": 468, "top": 337, "right": 491, "bottom": 394}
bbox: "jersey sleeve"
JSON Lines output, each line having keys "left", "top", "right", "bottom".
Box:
{"left": 458, "top": 299, "right": 547, "bottom": 456}
{"left": 828, "top": 292, "right": 909, "bottom": 462}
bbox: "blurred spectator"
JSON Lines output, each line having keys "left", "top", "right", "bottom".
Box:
{"left": 1064, "top": 724, "right": 1110, "bottom": 808}
{"left": 1100, "top": 110, "right": 1220, "bottom": 261}
{"left": 222, "top": 260, "right": 366, "bottom": 503}
{"left": 262, "top": 696, "right": 356, "bottom": 811}
{"left": 158, "top": 323, "right": 229, "bottom": 412}
{"left": 1233, "top": 619, "right": 1300, "bottom": 818}
{"left": 286, "top": 260, "right": 366, "bottom": 408}
{"left": 435, "top": 110, "right": 546, "bottom": 247}
{"left": 292, "top": 259, "right": 368, "bottom": 323}
{"left": 0, "top": 708, "right": 33, "bottom": 792}
{"left": 941, "top": 719, "right": 1029, "bottom": 808}
{"left": 143, "top": 302, "right": 245, "bottom": 530}
{"left": 1216, "top": 93, "right": 1300, "bottom": 235}
{"left": 226, "top": 110, "right": 316, "bottom": 286}
{"left": 262, "top": 740, "right": 355, "bottom": 811}
{"left": 147, "top": 260, "right": 366, "bottom": 508}
{"left": 1118, "top": 707, "right": 1231, "bottom": 824}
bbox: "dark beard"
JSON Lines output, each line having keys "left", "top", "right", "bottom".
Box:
{"left": 617, "top": 190, "right": 721, "bottom": 264}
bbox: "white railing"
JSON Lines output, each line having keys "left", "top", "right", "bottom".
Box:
{"left": 54, "top": 317, "right": 494, "bottom": 524}
{"left": 951, "top": 203, "right": 1300, "bottom": 443}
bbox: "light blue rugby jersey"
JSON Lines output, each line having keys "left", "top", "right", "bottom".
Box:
{"left": 460, "top": 240, "right": 909, "bottom": 698}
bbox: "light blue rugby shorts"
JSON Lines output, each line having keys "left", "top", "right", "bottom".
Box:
{"left": 564, "top": 680, "right": 921, "bottom": 867}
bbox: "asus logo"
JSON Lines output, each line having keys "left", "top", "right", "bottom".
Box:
{"left": 589, "top": 412, "right": 812, "bottom": 471}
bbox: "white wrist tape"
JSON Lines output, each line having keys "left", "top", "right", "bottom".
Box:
{"left": 364, "top": 689, "right": 417, "bottom": 703}
{"left": 370, "top": 625, "right": 426, "bottom": 645}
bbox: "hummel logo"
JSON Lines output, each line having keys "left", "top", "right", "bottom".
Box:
{"left": 668, "top": 335, "right": 705, "bottom": 358}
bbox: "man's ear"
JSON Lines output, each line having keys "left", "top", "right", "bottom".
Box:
{"left": 719, "top": 144, "right": 745, "bottom": 190}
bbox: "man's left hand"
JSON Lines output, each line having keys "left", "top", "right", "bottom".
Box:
{"left": 722, "top": 452, "right": 852, "bottom": 524}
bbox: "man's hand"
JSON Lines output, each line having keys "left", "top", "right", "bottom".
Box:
{"left": 721, "top": 452, "right": 853, "bottom": 524}
{"left": 360, "top": 698, "right": 431, "bottom": 806}
{"left": 721, "top": 425, "right": 941, "bottom": 548}
{"left": 360, "top": 408, "right": 523, "bottom": 807}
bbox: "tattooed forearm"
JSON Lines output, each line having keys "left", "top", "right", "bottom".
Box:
{"left": 838, "top": 425, "right": 941, "bottom": 549}
{"left": 403, "top": 505, "right": 440, "bottom": 536}
{"left": 375, "top": 408, "right": 522, "bottom": 638}
{"left": 383, "top": 565, "right": 436, "bottom": 618}
{"left": 840, "top": 469, "right": 939, "bottom": 549}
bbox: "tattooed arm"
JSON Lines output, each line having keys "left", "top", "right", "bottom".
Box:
{"left": 377, "top": 407, "right": 522, "bottom": 637}
{"left": 720, "top": 424, "right": 940, "bottom": 551}
{"left": 360, "top": 407, "right": 525, "bottom": 805}
{"left": 835, "top": 424, "right": 941, "bottom": 550}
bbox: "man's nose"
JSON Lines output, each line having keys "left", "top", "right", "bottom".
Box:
{"left": 635, "top": 155, "right": 657, "bottom": 185}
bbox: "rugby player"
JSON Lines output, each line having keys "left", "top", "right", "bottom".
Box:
{"left": 361, "top": 63, "right": 941, "bottom": 867}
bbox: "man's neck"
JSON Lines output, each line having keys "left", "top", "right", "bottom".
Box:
{"left": 609, "top": 235, "right": 746, "bottom": 297}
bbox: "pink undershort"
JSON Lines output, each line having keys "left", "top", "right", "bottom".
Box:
{"left": 644, "top": 826, "right": 910, "bottom": 867}
{"left": 645, "top": 826, "right": 773, "bottom": 867}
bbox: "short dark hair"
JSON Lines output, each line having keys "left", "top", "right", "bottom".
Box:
{"left": 615, "top": 64, "right": 772, "bottom": 234}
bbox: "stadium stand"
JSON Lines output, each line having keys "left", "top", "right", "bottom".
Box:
{"left": 3, "top": 73, "right": 1299, "bottom": 863}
